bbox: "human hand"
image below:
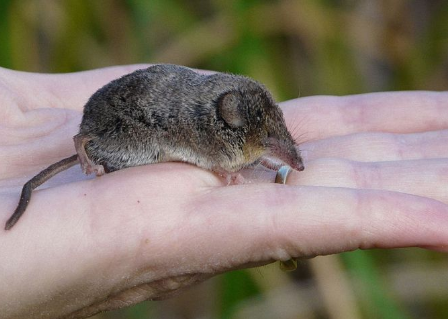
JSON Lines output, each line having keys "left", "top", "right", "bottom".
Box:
{"left": 1, "top": 65, "right": 447, "bottom": 319}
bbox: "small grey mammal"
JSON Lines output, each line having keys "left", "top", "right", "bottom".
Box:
{"left": 5, "top": 64, "right": 304, "bottom": 230}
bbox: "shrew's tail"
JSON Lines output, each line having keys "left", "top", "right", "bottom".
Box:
{"left": 5, "top": 154, "right": 79, "bottom": 230}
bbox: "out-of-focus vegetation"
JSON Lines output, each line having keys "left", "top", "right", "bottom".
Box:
{"left": 1, "top": 1, "right": 447, "bottom": 318}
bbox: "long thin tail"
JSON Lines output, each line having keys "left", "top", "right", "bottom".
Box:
{"left": 5, "top": 154, "right": 79, "bottom": 230}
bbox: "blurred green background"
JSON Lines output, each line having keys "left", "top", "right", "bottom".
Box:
{"left": 1, "top": 0, "right": 448, "bottom": 318}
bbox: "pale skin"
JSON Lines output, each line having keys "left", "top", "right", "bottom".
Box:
{"left": 0, "top": 65, "right": 447, "bottom": 319}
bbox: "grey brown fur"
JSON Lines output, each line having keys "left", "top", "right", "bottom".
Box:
{"left": 5, "top": 64, "right": 304, "bottom": 230}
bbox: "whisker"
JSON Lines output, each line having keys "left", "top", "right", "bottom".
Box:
{"left": 287, "top": 115, "right": 313, "bottom": 145}
{"left": 294, "top": 132, "right": 312, "bottom": 146}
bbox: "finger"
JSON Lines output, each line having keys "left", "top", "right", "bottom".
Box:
{"left": 289, "top": 158, "right": 448, "bottom": 204}
{"left": 281, "top": 91, "right": 448, "bottom": 141}
{"left": 70, "top": 165, "right": 448, "bottom": 269}
{"left": 193, "top": 184, "right": 448, "bottom": 268}
{"left": 300, "top": 129, "right": 448, "bottom": 162}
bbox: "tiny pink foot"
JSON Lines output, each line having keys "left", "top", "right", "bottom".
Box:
{"left": 74, "top": 135, "right": 105, "bottom": 176}
{"left": 82, "top": 162, "right": 105, "bottom": 176}
{"left": 218, "top": 172, "right": 246, "bottom": 185}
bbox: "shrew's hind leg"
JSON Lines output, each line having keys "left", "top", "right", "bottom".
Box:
{"left": 74, "top": 134, "right": 105, "bottom": 176}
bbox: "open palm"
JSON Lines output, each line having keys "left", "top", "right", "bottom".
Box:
{"left": 1, "top": 65, "right": 447, "bottom": 319}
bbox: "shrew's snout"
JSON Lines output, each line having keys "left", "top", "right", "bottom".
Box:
{"left": 292, "top": 156, "right": 305, "bottom": 171}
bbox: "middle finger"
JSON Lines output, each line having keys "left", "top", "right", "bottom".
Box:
{"left": 289, "top": 158, "right": 448, "bottom": 204}
{"left": 301, "top": 129, "right": 448, "bottom": 163}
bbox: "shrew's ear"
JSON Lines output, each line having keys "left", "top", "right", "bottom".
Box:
{"left": 218, "top": 91, "right": 246, "bottom": 128}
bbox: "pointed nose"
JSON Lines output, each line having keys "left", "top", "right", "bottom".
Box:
{"left": 293, "top": 157, "right": 305, "bottom": 171}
